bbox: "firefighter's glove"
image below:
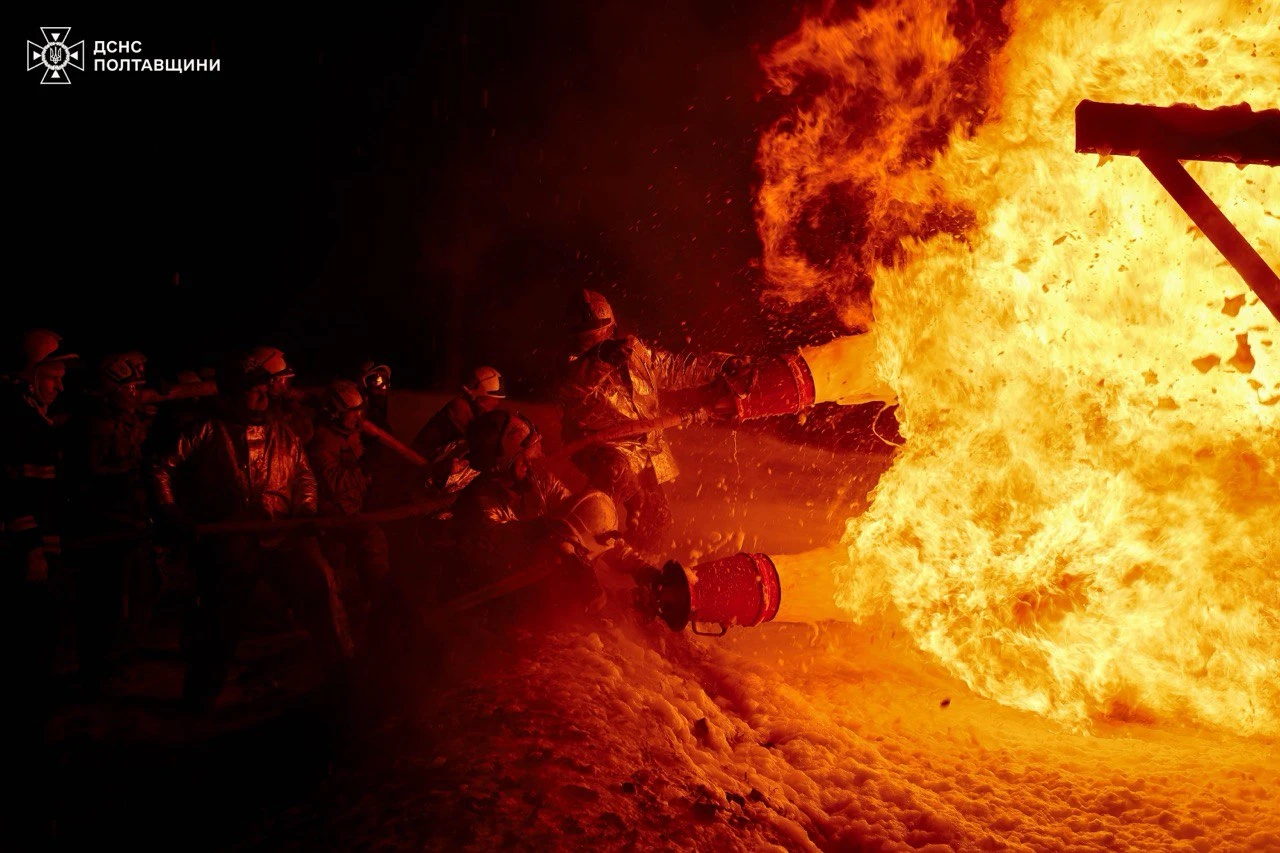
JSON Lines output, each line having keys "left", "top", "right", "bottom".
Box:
{"left": 597, "top": 337, "right": 635, "bottom": 367}
{"left": 721, "top": 356, "right": 757, "bottom": 397}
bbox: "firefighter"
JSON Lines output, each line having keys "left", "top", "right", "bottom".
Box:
{"left": 548, "top": 487, "right": 654, "bottom": 592}
{"left": 350, "top": 359, "right": 409, "bottom": 510}
{"left": 63, "top": 351, "right": 153, "bottom": 695}
{"left": 143, "top": 367, "right": 218, "bottom": 458}
{"left": 254, "top": 345, "right": 315, "bottom": 445}
{"left": 558, "top": 289, "right": 735, "bottom": 551}
{"left": 352, "top": 360, "right": 392, "bottom": 429}
{"left": 150, "top": 348, "right": 352, "bottom": 710}
{"left": 307, "top": 378, "right": 389, "bottom": 632}
{"left": 450, "top": 409, "right": 607, "bottom": 621}
{"left": 2, "top": 329, "right": 76, "bottom": 725}
{"left": 412, "top": 365, "right": 507, "bottom": 494}
{"left": 452, "top": 410, "right": 570, "bottom": 573}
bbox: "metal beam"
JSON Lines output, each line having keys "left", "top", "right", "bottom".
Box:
{"left": 1076, "top": 100, "right": 1280, "bottom": 166}
{"left": 1075, "top": 100, "right": 1280, "bottom": 322}
{"left": 1137, "top": 154, "right": 1280, "bottom": 322}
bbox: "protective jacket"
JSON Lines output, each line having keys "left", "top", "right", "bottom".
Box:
{"left": 454, "top": 464, "right": 571, "bottom": 528}
{"left": 413, "top": 397, "right": 477, "bottom": 460}
{"left": 0, "top": 382, "right": 63, "bottom": 553}
{"left": 452, "top": 464, "right": 572, "bottom": 574}
{"left": 64, "top": 397, "right": 151, "bottom": 532}
{"left": 558, "top": 335, "right": 726, "bottom": 483}
{"left": 307, "top": 422, "right": 368, "bottom": 516}
{"left": 151, "top": 413, "right": 317, "bottom": 522}
{"left": 413, "top": 396, "right": 484, "bottom": 491}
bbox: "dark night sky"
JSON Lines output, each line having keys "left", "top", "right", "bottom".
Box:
{"left": 16, "top": 5, "right": 832, "bottom": 393}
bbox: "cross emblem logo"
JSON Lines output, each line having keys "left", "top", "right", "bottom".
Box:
{"left": 28, "top": 27, "right": 84, "bottom": 85}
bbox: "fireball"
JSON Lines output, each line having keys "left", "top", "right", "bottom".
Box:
{"left": 758, "top": 0, "right": 1280, "bottom": 733}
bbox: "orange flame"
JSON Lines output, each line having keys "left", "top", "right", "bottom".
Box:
{"left": 759, "top": 0, "right": 1280, "bottom": 733}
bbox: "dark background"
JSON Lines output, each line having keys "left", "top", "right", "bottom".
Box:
{"left": 15, "top": 5, "right": 838, "bottom": 394}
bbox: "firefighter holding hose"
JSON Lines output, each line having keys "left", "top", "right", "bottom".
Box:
{"left": 452, "top": 410, "right": 572, "bottom": 566}
{"left": 412, "top": 365, "right": 508, "bottom": 494}
{"left": 150, "top": 347, "right": 353, "bottom": 710}
{"left": 308, "top": 378, "right": 390, "bottom": 634}
{"left": 2, "top": 330, "right": 77, "bottom": 727}
{"left": 448, "top": 409, "right": 616, "bottom": 619}
{"left": 63, "top": 351, "right": 154, "bottom": 695}
{"left": 559, "top": 290, "right": 748, "bottom": 552}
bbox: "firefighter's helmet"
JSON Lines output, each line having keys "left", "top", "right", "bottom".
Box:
{"left": 223, "top": 346, "right": 291, "bottom": 393}
{"left": 99, "top": 351, "right": 147, "bottom": 386}
{"left": 567, "top": 290, "right": 617, "bottom": 352}
{"left": 322, "top": 378, "right": 366, "bottom": 419}
{"left": 553, "top": 489, "right": 624, "bottom": 561}
{"left": 15, "top": 329, "right": 78, "bottom": 379}
{"left": 227, "top": 343, "right": 294, "bottom": 389}
{"left": 243, "top": 346, "right": 294, "bottom": 381}
{"left": 357, "top": 360, "right": 392, "bottom": 395}
{"left": 467, "top": 410, "right": 540, "bottom": 472}
{"left": 463, "top": 365, "right": 506, "bottom": 400}
{"left": 568, "top": 290, "right": 615, "bottom": 333}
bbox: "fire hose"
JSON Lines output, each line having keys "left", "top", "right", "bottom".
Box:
{"left": 139, "top": 380, "right": 700, "bottom": 464}
{"left": 555, "top": 342, "right": 896, "bottom": 457}
{"left": 550, "top": 350, "right": 832, "bottom": 458}
{"left": 140, "top": 377, "right": 430, "bottom": 470}
{"left": 555, "top": 413, "right": 695, "bottom": 459}
{"left": 139, "top": 380, "right": 219, "bottom": 405}
{"left": 63, "top": 498, "right": 453, "bottom": 551}
{"left": 441, "top": 563, "right": 561, "bottom": 614}
{"left": 439, "top": 549, "right": 784, "bottom": 637}
{"left": 360, "top": 419, "right": 428, "bottom": 467}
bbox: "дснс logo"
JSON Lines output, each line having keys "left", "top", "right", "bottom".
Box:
{"left": 28, "top": 27, "right": 84, "bottom": 85}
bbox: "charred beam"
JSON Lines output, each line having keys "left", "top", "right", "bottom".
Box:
{"left": 1075, "top": 100, "right": 1280, "bottom": 166}
{"left": 1137, "top": 154, "right": 1280, "bottom": 321}
{"left": 1074, "top": 100, "right": 1280, "bottom": 322}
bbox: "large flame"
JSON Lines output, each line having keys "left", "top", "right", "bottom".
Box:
{"left": 759, "top": 0, "right": 1280, "bottom": 733}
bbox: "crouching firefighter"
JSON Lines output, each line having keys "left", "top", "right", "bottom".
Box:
{"left": 150, "top": 348, "right": 353, "bottom": 710}
{"left": 449, "top": 410, "right": 603, "bottom": 620}
{"left": 412, "top": 365, "right": 507, "bottom": 496}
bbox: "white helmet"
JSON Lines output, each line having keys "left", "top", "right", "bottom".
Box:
{"left": 322, "top": 378, "right": 366, "bottom": 418}
{"left": 15, "top": 329, "right": 78, "bottom": 380}
{"left": 99, "top": 351, "right": 147, "bottom": 387}
{"left": 552, "top": 489, "right": 624, "bottom": 561}
{"left": 463, "top": 365, "right": 506, "bottom": 400}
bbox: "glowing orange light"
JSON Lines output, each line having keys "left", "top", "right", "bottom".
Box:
{"left": 759, "top": 0, "right": 1280, "bottom": 733}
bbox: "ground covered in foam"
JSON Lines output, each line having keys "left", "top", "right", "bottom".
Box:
{"left": 253, "top": 408, "right": 1278, "bottom": 851}
{"left": 45, "top": 398, "right": 1278, "bottom": 850}
{"left": 270, "top": 620, "right": 1278, "bottom": 851}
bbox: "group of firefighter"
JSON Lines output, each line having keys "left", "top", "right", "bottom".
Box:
{"left": 3, "top": 290, "right": 752, "bottom": 717}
